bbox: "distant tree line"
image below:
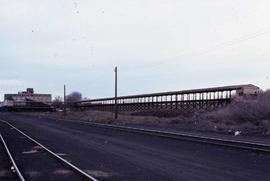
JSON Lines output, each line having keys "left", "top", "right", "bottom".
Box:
{"left": 52, "top": 91, "right": 83, "bottom": 109}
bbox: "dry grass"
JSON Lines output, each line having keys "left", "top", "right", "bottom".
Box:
{"left": 203, "top": 90, "right": 270, "bottom": 134}
{"left": 35, "top": 110, "right": 172, "bottom": 125}
{"left": 207, "top": 90, "right": 270, "bottom": 124}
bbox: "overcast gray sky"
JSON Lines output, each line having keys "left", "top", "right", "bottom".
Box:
{"left": 1, "top": 0, "right": 270, "bottom": 101}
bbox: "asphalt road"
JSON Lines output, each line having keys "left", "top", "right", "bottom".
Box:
{"left": 0, "top": 112, "right": 270, "bottom": 181}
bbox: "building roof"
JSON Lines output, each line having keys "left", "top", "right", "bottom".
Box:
{"left": 79, "top": 84, "right": 260, "bottom": 102}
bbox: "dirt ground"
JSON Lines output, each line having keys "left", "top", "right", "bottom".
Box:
{"left": 23, "top": 109, "right": 270, "bottom": 136}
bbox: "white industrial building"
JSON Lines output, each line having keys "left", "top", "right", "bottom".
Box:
{"left": 4, "top": 88, "right": 52, "bottom": 107}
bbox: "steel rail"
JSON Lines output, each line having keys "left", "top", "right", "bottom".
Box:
{"left": 0, "top": 133, "right": 26, "bottom": 181}
{"left": 92, "top": 123, "right": 270, "bottom": 152}
{"left": 88, "top": 122, "right": 270, "bottom": 152}
{"left": 0, "top": 119, "right": 98, "bottom": 181}
{"left": 46, "top": 117, "right": 270, "bottom": 153}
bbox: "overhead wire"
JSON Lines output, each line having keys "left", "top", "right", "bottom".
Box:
{"left": 121, "top": 26, "right": 270, "bottom": 72}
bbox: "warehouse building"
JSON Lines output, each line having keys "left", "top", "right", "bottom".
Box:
{"left": 3, "top": 88, "right": 52, "bottom": 111}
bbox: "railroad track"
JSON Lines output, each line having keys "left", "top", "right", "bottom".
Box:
{"left": 0, "top": 119, "right": 98, "bottom": 181}
{"left": 91, "top": 123, "right": 270, "bottom": 152}
{"left": 0, "top": 133, "right": 25, "bottom": 181}
{"left": 44, "top": 117, "right": 270, "bottom": 153}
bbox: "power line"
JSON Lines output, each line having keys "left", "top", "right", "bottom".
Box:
{"left": 122, "top": 26, "right": 270, "bottom": 72}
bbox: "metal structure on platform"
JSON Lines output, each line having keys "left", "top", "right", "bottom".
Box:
{"left": 75, "top": 84, "right": 259, "bottom": 113}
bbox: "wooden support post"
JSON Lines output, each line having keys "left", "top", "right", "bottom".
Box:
{"left": 114, "top": 66, "right": 118, "bottom": 119}
{"left": 175, "top": 94, "right": 178, "bottom": 109}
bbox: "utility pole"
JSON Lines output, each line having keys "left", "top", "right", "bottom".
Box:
{"left": 64, "top": 84, "right": 66, "bottom": 115}
{"left": 114, "top": 66, "right": 118, "bottom": 119}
